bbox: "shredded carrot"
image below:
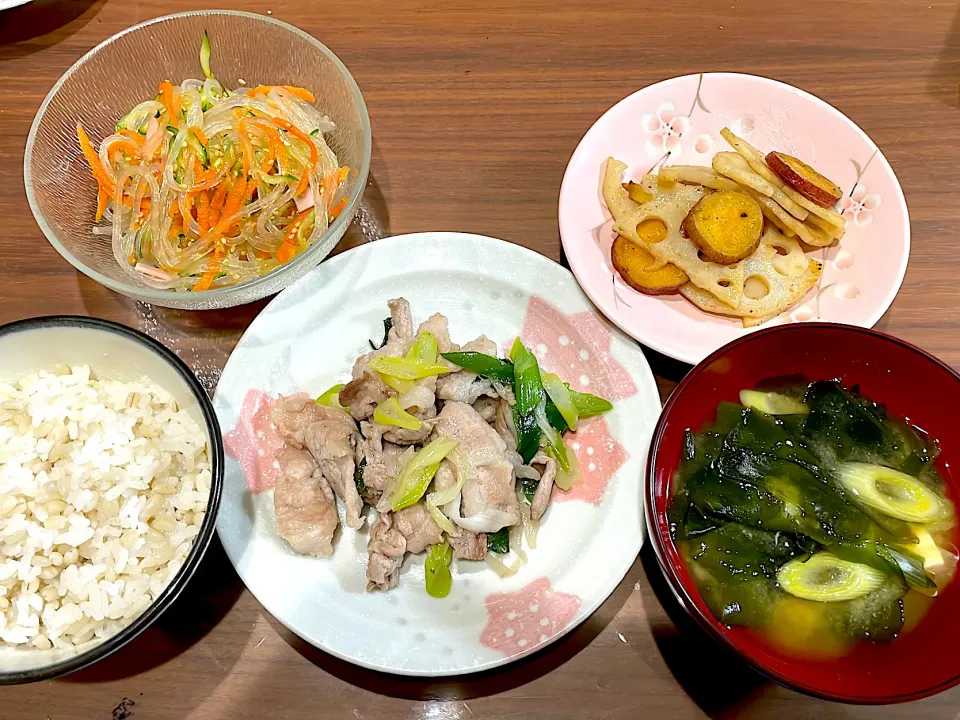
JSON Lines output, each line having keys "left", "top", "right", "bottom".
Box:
{"left": 250, "top": 119, "right": 288, "bottom": 173}
{"left": 196, "top": 190, "right": 211, "bottom": 234}
{"left": 276, "top": 208, "right": 314, "bottom": 264}
{"left": 180, "top": 194, "right": 192, "bottom": 231}
{"left": 133, "top": 198, "right": 152, "bottom": 230}
{"left": 192, "top": 246, "right": 225, "bottom": 292}
{"left": 159, "top": 81, "right": 182, "bottom": 124}
{"left": 77, "top": 124, "right": 116, "bottom": 213}
{"left": 188, "top": 126, "right": 208, "bottom": 145}
{"left": 329, "top": 197, "right": 348, "bottom": 219}
{"left": 209, "top": 182, "right": 229, "bottom": 224}
{"left": 95, "top": 188, "right": 109, "bottom": 222}
{"left": 107, "top": 139, "right": 141, "bottom": 165}
{"left": 193, "top": 179, "right": 245, "bottom": 291}
{"left": 219, "top": 176, "right": 248, "bottom": 230}
{"left": 274, "top": 118, "right": 317, "bottom": 197}
{"left": 248, "top": 85, "right": 316, "bottom": 103}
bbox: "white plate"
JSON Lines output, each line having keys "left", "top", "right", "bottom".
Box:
{"left": 0, "top": 0, "right": 33, "bottom": 10}
{"left": 214, "top": 232, "right": 661, "bottom": 675}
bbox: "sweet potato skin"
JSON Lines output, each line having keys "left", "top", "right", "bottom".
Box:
{"left": 766, "top": 152, "right": 842, "bottom": 208}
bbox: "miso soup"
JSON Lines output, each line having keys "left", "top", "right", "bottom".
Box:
{"left": 668, "top": 380, "right": 957, "bottom": 658}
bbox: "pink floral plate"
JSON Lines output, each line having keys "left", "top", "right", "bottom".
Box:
{"left": 558, "top": 73, "right": 910, "bottom": 365}
{"left": 213, "top": 233, "right": 661, "bottom": 675}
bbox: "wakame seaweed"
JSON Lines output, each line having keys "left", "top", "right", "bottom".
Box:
{"left": 669, "top": 380, "right": 954, "bottom": 650}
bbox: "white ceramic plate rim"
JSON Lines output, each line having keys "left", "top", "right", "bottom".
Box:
{"left": 214, "top": 232, "right": 660, "bottom": 675}
{"left": 558, "top": 72, "right": 910, "bottom": 365}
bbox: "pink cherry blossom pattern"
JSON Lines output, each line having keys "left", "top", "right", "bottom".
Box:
{"left": 480, "top": 577, "right": 581, "bottom": 657}
{"left": 224, "top": 389, "right": 285, "bottom": 493}
{"left": 839, "top": 183, "right": 881, "bottom": 227}
{"left": 641, "top": 101, "right": 690, "bottom": 155}
{"left": 553, "top": 416, "right": 628, "bottom": 506}
{"left": 520, "top": 296, "right": 637, "bottom": 402}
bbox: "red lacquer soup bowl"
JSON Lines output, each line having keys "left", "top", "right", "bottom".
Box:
{"left": 645, "top": 323, "right": 960, "bottom": 704}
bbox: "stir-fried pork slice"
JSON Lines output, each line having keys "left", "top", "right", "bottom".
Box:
{"left": 271, "top": 395, "right": 327, "bottom": 447}
{"left": 367, "top": 511, "right": 406, "bottom": 591}
{"left": 448, "top": 530, "right": 487, "bottom": 560}
{"left": 361, "top": 403, "right": 439, "bottom": 447}
{"left": 474, "top": 397, "right": 499, "bottom": 423}
{"left": 387, "top": 297, "right": 414, "bottom": 340}
{"left": 274, "top": 447, "right": 339, "bottom": 557}
{"left": 530, "top": 451, "right": 557, "bottom": 521}
{"left": 437, "top": 336, "right": 498, "bottom": 404}
{"left": 434, "top": 401, "right": 519, "bottom": 532}
{"left": 300, "top": 410, "right": 364, "bottom": 529}
{"left": 416, "top": 312, "right": 454, "bottom": 353}
{"left": 357, "top": 432, "right": 407, "bottom": 505}
{"left": 494, "top": 398, "right": 517, "bottom": 448}
{"left": 393, "top": 503, "right": 444, "bottom": 554}
{"left": 341, "top": 298, "right": 416, "bottom": 420}
{"left": 339, "top": 372, "right": 390, "bottom": 421}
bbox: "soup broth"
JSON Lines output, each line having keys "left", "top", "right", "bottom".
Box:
{"left": 669, "top": 380, "right": 957, "bottom": 658}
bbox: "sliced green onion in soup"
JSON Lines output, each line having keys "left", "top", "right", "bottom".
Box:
{"left": 836, "top": 462, "right": 951, "bottom": 523}
{"left": 777, "top": 553, "right": 886, "bottom": 602}
{"left": 739, "top": 389, "right": 809, "bottom": 416}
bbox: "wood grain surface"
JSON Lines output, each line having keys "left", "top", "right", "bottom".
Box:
{"left": 1, "top": 0, "right": 959, "bottom": 717}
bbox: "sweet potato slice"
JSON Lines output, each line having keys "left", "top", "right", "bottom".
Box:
{"left": 766, "top": 152, "right": 843, "bottom": 208}
{"left": 682, "top": 191, "right": 763, "bottom": 265}
{"left": 611, "top": 235, "right": 688, "bottom": 295}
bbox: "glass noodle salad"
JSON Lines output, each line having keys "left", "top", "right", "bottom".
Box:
{"left": 76, "top": 32, "right": 350, "bottom": 292}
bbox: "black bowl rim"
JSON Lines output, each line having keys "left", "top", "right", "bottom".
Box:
{"left": 0, "top": 316, "right": 224, "bottom": 685}
{"left": 644, "top": 321, "right": 960, "bottom": 705}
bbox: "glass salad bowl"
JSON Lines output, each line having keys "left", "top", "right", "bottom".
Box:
{"left": 24, "top": 10, "right": 371, "bottom": 310}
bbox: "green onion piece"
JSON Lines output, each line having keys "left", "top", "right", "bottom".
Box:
{"left": 200, "top": 31, "right": 214, "bottom": 79}
{"left": 409, "top": 331, "right": 439, "bottom": 363}
{"left": 510, "top": 338, "right": 545, "bottom": 463}
{"left": 441, "top": 351, "right": 514, "bottom": 383}
{"left": 519, "top": 476, "right": 538, "bottom": 503}
{"left": 542, "top": 371, "right": 578, "bottom": 431}
{"left": 316, "top": 383, "right": 346, "bottom": 411}
{"left": 487, "top": 527, "right": 510, "bottom": 554}
{"left": 369, "top": 356, "right": 452, "bottom": 380}
{"left": 373, "top": 397, "right": 422, "bottom": 431}
{"left": 369, "top": 317, "right": 393, "bottom": 351}
{"left": 390, "top": 437, "right": 459, "bottom": 511}
{"left": 545, "top": 396, "right": 568, "bottom": 432}
{"left": 547, "top": 442, "right": 581, "bottom": 491}
{"left": 570, "top": 389, "right": 613, "bottom": 417}
{"left": 355, "top": 457, "right": 366, "bottom": 495}
{"left": 310, "top": 128, "right": 320, "bottom": 136}
{"left": 425, "top": 542, "right": 453, "bottom": 598}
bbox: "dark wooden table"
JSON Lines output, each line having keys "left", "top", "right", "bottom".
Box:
{"left": 2, "top": 0, "right": 959, "bottom": 717}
